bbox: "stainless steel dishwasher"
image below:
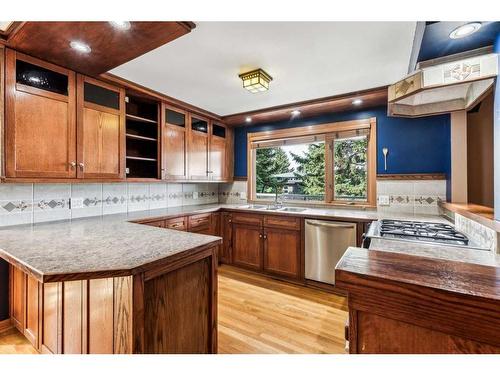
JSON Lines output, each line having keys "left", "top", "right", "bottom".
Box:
{"left": 305, "top": 219, "right": 357, "bottom": 285}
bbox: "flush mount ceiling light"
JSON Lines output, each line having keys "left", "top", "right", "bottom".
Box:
{"left": 352, "top": 99, "right": 363, "bottom": 105}
{"left": 109, "top": 21, "right": 131, "bottom": 30}
{"left": 70, "top": 40, "right": 91, "bottom": 53}
{"left": 239, "top": 69, "right": 273, "bottom": 93}
{"left": 291, "top": 110, "right": 301, "bottom": 117}
{"left": 449, "top": 22, "right": 482, "bottom": 39}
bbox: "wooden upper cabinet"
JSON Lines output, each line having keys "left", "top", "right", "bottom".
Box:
{"left": 188, "top": 115, "right": 209, "bottom": 180}
{"left": 209, "top": 122, "right": 227, "bottom": 181}
{"left": 77, "top": 75, "right": 125, "bottom": 179}
{"left": 162, "top": 104, "right": 188, "bottom": 180}
{"left": 5, "top": 49, "right": 77, "bottom": 178}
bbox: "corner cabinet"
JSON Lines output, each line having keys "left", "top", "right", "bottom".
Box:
{"left": 77, "top": 75, "right": 125, "bottom": 179}
{"left": 5, "top": 49, "right": 77, "bottom": 178}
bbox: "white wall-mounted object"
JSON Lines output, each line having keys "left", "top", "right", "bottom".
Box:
{"left": 388, "top": 53, "right": 498, "bottom": 117}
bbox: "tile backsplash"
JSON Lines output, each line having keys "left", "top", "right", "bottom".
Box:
{"left": 0, "top": 182, "right": 219, "bottom": 227}
{"left": 219, "top": 181, "right": 248, "bottom": 204}
{"left": 376, "top": 180, "right": 446, "bottom": 215}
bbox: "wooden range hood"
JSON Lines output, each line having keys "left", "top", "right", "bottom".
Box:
{"left": 388, "top": 52, "right": 498, "bottom": 118}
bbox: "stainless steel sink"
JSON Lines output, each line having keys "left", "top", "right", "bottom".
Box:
{"left": 278, "top": 207, "right": 307, "bottom": 212}
{"left": 238, "top": 204, "right": 266, "bottom": 209}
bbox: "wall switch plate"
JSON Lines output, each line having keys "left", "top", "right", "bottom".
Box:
{"left": 240, "top": 191, "right": 247, "bottom": 200}
{"left": 70, "top": 197, "right": 84, "bottom": 209}
{"left": 378, "top": 195, "right": 390, "bottom": 206}
{"left": 192, "top": 192, "right": 198, "bottom": 200}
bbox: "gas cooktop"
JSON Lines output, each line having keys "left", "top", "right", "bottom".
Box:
{"left": 378, "top": 219, "right": 469, "bottom": 246}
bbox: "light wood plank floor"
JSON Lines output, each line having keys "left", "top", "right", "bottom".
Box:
{"left": 0, "top": 265, "right": 348, "bottom": 354}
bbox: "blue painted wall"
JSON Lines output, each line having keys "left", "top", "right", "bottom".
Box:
{"left": 234, "top": 105, "right": 451, "bottom": 180}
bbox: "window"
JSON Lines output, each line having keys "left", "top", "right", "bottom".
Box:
{"left": 248, "top": 118, "right": 376, "bottom": 207}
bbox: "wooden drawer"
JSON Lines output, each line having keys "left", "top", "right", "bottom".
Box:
{"left": 188, "top": 213, "right": 211, "bottom": 231}
{"left": 231, "top": 213, "right": 263, "bottom": 227}
{"left": 264, "top": 215, "right": 301, "bottom": 230}
{"left": 166, "top": 216, "right": 187, "bottom": 231}
{"left": 141, "top": 219, "right": 165, "bottom": 228}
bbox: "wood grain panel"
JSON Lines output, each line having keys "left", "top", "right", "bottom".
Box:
{"left": 6, "top": 22, "right": 195, "bottom": 76}
{"left": 263, "top": 215, "right": 301, "bottom": 230}
{"left": 163, "top": 125, "right": 187, "bottom": 179}
{"left": 144, "top": 258, "right": 211, "bottom": 353}
{"left": 88, "top": 278, "right": 114, "bottom": 354}
{"left": 62, "top": 280, "right": 83, "bottom": 354}
{"left": 42, "top": 282, "right": 61, "bottom": 354}
{"left": 113, "top": 277, "right": 133, "bottom": 354}
{"left": 231, "top": 224, "right": 262, "bottom": 270}
{"left": 9, "top": 265, "right": 25, "bottom": 332}
{"left": 188, "top": 129, "right": 209, "bottom": 180}
{"left": 165, "top": 216, "right": 187, "bottom": 231}
{"left": 24, "top": 275, "right": 40, "bottom": 348}
{"left": 357, "top": 312, "right": 500, "bottom": 354}
{"left": 209, "top": 132, "right": 226, "bottom": 181}
{"left": 263, "top": 228, "right": 300, "bottom": 279}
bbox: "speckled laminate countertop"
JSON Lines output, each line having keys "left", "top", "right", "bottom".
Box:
{"left": 0, "top": 202, "right": 453, "bottom": 283}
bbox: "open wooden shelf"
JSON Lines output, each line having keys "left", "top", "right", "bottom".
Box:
{"left": 126, "top": 113, "right": 157, "bottom": 124}
{"left": 126, "top": 133, "right": 157, "bottom": 142}
{"left": 126, "top": 156, "right": 157, "bottom": 162}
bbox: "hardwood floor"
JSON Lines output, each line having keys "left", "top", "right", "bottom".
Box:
{"left": 0, "top": 265, "right": 348, "bottom": 354}
{"left": 218, "top": 265, "right": 348, "bottom": 354}
{"left": 0, "top": 328, "right": 38, "bottom": 354}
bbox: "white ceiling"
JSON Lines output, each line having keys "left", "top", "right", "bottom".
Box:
{"left": 111, "top": 22, "right": 416, "bottom": 116}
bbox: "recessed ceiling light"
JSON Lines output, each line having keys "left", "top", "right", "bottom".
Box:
{"left": 291, "top": 110, "right": 301, "bottom": 117}
{"left": 109, "top": 21, "right": 131, "bottom": 30}
{"left": 69, "top": 41, "right": 91, "bottom": 53}
{"left": 449, "top": 22, "right": 482, "bottom": 39}
{"left": 245, "top": 117, "right": 252, "bottom": 123}
{"left": 352, "top": 99, "right": 363, "bottom": 106}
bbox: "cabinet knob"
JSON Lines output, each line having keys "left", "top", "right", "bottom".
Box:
{"left": 69, "top": 161, "right": 76, "bottom": 169}
{"left": 259, "top": 234, "right": 262, "bottom": 238}
{"left": 263, "top": 235, "right": 267, "bottom": 239}
{"left": 78, "top": 162, "right": 85, "bottom": 171}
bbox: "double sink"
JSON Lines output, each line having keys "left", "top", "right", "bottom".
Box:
{"left": 237, "top": 204, "right": 307, "bottom": 213}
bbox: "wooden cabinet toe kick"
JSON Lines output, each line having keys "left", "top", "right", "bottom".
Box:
{"left": 8, "top": 243, "right": 218, "bottom": 354}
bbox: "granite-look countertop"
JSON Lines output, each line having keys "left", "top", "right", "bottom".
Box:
{"left": 0, "top": 202, "right": 453, "bottom": 283}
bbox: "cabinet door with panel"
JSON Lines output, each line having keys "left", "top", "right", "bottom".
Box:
{"left": 9, "top": 265, "right": 25, "bottom": 332}
{"left": 24, "top": 274, "right": 41, "bottom": 348}
{"left": 77, "top": 75, "right": 125, "bottom": 179}
{"left": 263, "top": 227, "right": 301, "bottom": 279}
{"left": 209, "top": 122, "right": 227, "bottom": 181}
{"left": 220, "top": 212, "right": 232, "bottom": 264}
{"left": 231, "top": 223, "right": 263, "bottom": 271}
{"left": 188, "top": 116, "right": 209, "bottom": 180}
{"left": 5, "top": 50, "right": 77, "bottom": 178}
{"left": 162, "top": 105, "right": 188, "bottom": 180}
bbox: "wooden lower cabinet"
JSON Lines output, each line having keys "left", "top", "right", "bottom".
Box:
{"left": 229, "top": 213, "right": 302, "bottom": 280}
{"left": 263, "top": 227, "right": 300, "bottom": 278}
{"left": 8, "top": 244, "right": 218, "bottom": 354}
{"left": 231, "top": 223, "right": 263, "bottom": 271}
{"left": 220, "top": 212, "right": 232, "bottom": 264}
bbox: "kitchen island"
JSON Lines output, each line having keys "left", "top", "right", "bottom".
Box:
{"left": 0, "top": 213, "right": 221, "bottom": 354}
{"left": 335, "top": 246, "right": 500, "bottom": 354}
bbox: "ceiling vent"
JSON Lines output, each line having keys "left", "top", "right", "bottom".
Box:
{"left": 388, "top": 53, "right": 498, "bottom": 117}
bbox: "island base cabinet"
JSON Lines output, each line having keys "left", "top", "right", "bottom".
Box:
{"left": 8, "top": 243, "right": 218, "bottom": 354}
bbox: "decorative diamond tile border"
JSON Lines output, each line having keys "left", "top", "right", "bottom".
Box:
{"left": 0, "top": 200, "right": 33, "bottom": 213}
{"left": 35, "top": 199, "right": 69, "bottom": 210}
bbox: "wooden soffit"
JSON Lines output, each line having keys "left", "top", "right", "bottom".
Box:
{"left": 223, "top": 87, "right": 388, "bottom": 126}
{"left": 3, "top": 21, "right": 196, "bottom": 76}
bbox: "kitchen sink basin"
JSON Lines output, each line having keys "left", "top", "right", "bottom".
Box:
{"left": 238, "top": 204, "right": 266, "bottom": 209}
{"left": 278, "top": 207, "right": 307, "bottom": 212}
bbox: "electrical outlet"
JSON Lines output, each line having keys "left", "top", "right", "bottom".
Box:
{"left": 378, "top": 195, "right": 390, "bottom": 206}
{"left": 70, "top": 197, "right": 84, "bottom": 209}
{"left": 240, "top": 191, "right": 247, "bottom": 200}
{"left": 193, "top": 192, "right": 198, "bottom": 200}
